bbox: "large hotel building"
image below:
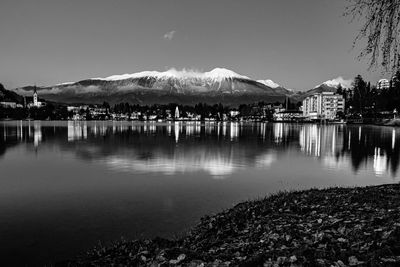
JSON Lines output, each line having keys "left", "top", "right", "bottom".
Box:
{"left": 302, "top": 92, "right": 345, "bottom": 120}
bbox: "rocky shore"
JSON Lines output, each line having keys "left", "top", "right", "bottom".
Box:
{"left": 69, "top": 184, "right": 400, "bottom": 266}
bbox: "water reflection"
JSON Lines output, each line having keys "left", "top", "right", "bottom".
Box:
{"left": 68, "top": 121, "right": 87, "bottom": 141}
{"left": 299, "top": 125, "right": 343, "bottom": 157}
{"left": 1, "top": 121, "right": 400, "bottom": 178}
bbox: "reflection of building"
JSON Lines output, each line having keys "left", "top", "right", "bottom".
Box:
{"left": 33, "top": 122, "right": 42, "bottom": 147}
{"left": 302, "top": 92, "right": 344, "bottom": 120}
{"left": 273, "top": 123, "right": 293, "bottom": 144}
{"left": 274, "top": 123, "right": 284, "bottom": 143}
{"left": 299, "top": 125, "right": 343, "bottom": 157}
{"left": 174, "top": 121, "right": 180, "bottom": 142}
{"left": 230, "top": 122, "right": 239, "bottom": 140}
{"left": 373, "top": 147, "right": 387, "bottom": 176}
{"left": 68, "top": 121, "right": 88, "bottom": 141}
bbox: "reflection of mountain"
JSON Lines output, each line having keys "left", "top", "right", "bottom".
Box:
{"left": 62, "top": 122, "right": 278, "bottom": 177}
{"left": 1, "top": 121, "right": 400, "bottom": 177}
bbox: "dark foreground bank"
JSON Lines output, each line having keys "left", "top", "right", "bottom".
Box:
{"left": 67, "top": 184, "right": 400, "bottom": 266}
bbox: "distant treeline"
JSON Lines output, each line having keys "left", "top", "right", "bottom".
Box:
{"left": 0, "top": 101, "right": 288, "bottom": 120}
{"left": 339, "top": 70, "right": 400, "bottom": 117}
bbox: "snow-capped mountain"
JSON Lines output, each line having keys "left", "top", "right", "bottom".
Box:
{"left": 93, "top": 68, "right": 250, "bottom": 83}
{"left": 293, "top": 77, "right": 352, "bottom": 101}
{"left": 14, "top": 68, "right": 291, "bottom": 105}
{"left": 315, "top": 77, "right": 352, "bottom": 89}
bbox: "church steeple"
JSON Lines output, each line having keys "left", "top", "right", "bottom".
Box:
{"left": 174, "top": 106, "right": 180, "bottom": 119}
{"left": 33, "top": 85, "right": 38, "bottom": 107}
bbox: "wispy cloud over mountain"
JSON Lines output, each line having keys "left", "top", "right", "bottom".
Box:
{"left": 317, "top": 76, "right": 353, "bottom": 89}
{"left": 163, "top": 30, "right": 176, "bottom": 40}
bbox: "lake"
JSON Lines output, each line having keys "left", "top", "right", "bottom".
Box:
{"left": 0, "top": 121, "right": 399, "bottom": 266}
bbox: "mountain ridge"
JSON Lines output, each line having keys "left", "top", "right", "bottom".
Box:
{"left": 13, "top": 68, "right": 293, "bottom": 106}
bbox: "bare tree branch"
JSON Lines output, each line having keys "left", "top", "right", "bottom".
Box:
{"left": 346, "top": 0, "right": 400, "bottom": 71}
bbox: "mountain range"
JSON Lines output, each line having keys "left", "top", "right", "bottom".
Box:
{"left": 13, "top": 68, "right": 293, "bottom": 105}
{"left": 10, "top": 69, "right": 350, "bottom": 106}
{"left": 0, "top": 83, "right": 24, "bottom": 103}
{"left": 292, "top": 76, "right": 352, "bottom": 100}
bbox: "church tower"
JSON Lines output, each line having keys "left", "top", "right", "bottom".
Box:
{"left": 174, "top": 106, "right": 180, "bottom": 119}
{"left": 33, "top": 86, "right": 38, "bottom": 107}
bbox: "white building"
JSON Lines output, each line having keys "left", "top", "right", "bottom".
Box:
{"left": 229, "top": 110, "right": 239, "bottom": 117}
{"left": 0, "top": 101, "right": 18, "bottom": 108}
{"left": 302, "top": 92, "right": 345, "bottom": 120}
{"left": 377, "top": 79, "right": 390, "bottom": 90}
{"left": 273, "top": 110, "right": 303, "bottom": 121}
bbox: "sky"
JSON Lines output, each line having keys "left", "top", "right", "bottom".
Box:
{"left": 0, "top": 0, "right": 388, "bottom": 90}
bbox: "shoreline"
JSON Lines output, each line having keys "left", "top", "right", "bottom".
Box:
{"left": 69, "top": 184, "right": 400, "bottom": 266}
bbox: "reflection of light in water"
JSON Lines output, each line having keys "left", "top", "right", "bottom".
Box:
{"left": 299, "top": 124, "right": 320, "bottom": 156}
{"left": 149, "top": 123, "right": 156, "bottom": 133}
{"left": 322, "top": 155, "right": 350, "bottom": 170}
{"left": 348, "top": 131, "right": 351, "bottom": 150}
{"left": 33, "top": 121, "right": 42, "bottom": 147}
{"left": 167, "top": 122, "right": 172, "bottom": 136}
{"left": 255, "top": 152, "right": 277, "bottom": 167}
{"left": 104, "top": 154, "right": 237, "bottom": 178}
{"left": 186, "top": 122, "right": 194, "bottom": 136}
{"left": 18, "top": 121, "right": 23, "bottom": 140}
{"left": 373, "top": 147, "right": 387, "bottom": 176}
{"left": 222, "top": 122, "right": 227, "bottom": 136}
{"left": 101, "top": 122, "right": 106, "bottom": 136}
{"left": 67, "top": 121, "right": 88, "bottom": 141}
{"left": 174, "top": 122, "right": 180, "bottom": 143}
{"left": 195, "top": 121, "right": 201, "bottom": 135}
{"left": 206, "top": 122, "right": 212, "bottom": 135}
{"left": 358, "top": 127, "right": 361, "bottom": 142}
{"left": 260, "top": 123, "right": 266, "bottom": 140}
{"left": 91, "top": 121, "right": 107, "bottom": 136}
{"left": 299, "top": 125, "right": 343, "bottom": 158}
{"left": 274, "top": 123, "right": 283, "bottom": 143}
{"left": 93, "top": 122, "right": 97, "bottom": 135}
{"left": 392, "top": 129, "right": 396, "bottom": 149}
{"left": 230, "top": 122, "right": 239, "bottom": 140}
{"left": 28, "top": 121, "right": 31, "bottom": 138}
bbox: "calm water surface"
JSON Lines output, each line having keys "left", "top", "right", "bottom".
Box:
{"left": 0, "top": 121, "right": 399, "bottom": 265}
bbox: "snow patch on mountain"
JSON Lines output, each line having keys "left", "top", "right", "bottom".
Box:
{"left": 91, "top": 68, "right": 250, "bottom": 82}
{"left": 257, "top": 79, "right": 281, "bottom": 88}
{"left": 204, "top": 68, "right": 249, "bottom": 81}
{"left": 316, "top": 77, "right": 352, "bottom": 89}
{"left": 56, "top": 82, "right": 75, "bottom": 86}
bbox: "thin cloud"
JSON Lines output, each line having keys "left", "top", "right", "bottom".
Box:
{"left": 163, "top": 30, "right": 176, "bottom": 40}
{"left": 324, "top": 77, "right": 353, "bottom": 88}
